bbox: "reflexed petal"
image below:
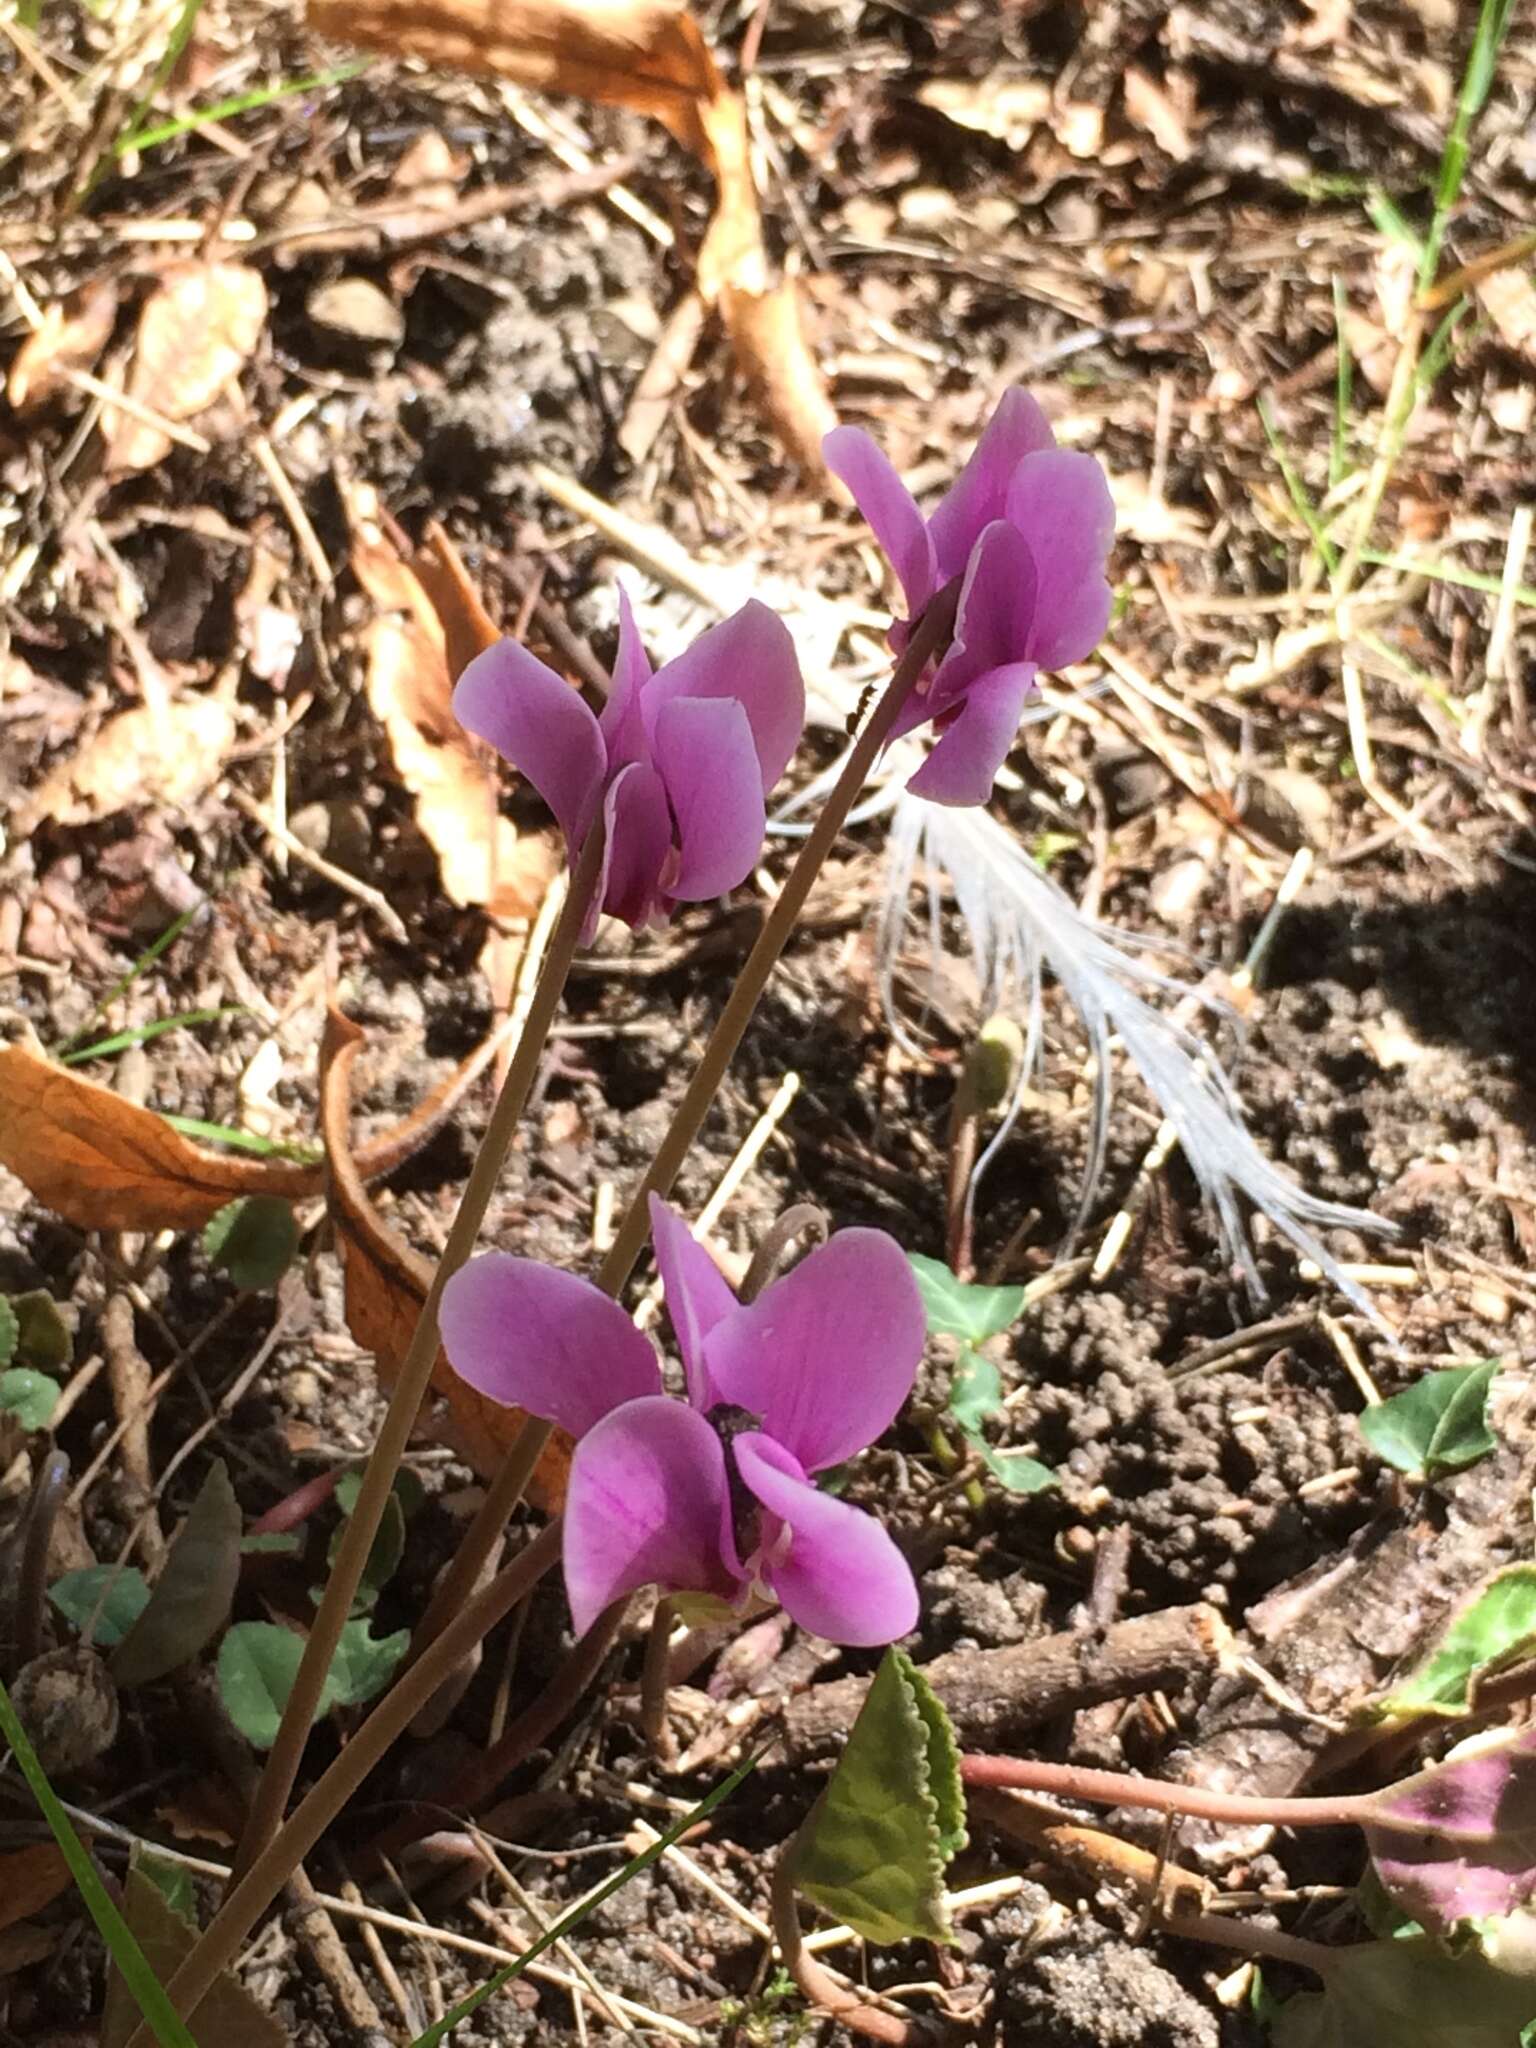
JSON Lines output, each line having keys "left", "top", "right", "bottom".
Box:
{"left": 734, "top": 1432, "right": 919, "bottom": 1646}
{"left": 652, "top": 696, "right": 766, "bottom": 901}
{"left": 440, "top": 1253, "right": 661, "bottom": 1437}
{"left": 645, "top": 602, "right": 805, "bottom": 793}
{"left": 906, "top": 661, "right": 1037, "bottom": 806}
{"left": 1005, "top": 450, "right": 1115, "bottom": 669}
{"left": 454, "top": 639, "right": 606, "bottom": 850}
{"left": 930, "top": 520, "right": 1040, "bottom": 698}
{"left": 564, "top": 1397, "right": 738, "bottom": 1635}
{"left": 598, "top": 584, "right": 653, "bottom": 773}
{"left": 600, "top": 760, "right": 673, "bottom": 930}
{"left": 927, "top": 388, "right": 1054, "bottom": 580}
{"left": 823, "top": 425, "right": 938, "bottom": 617}
{"left": 704, "top": 1228, "right": 924, "bottom": 1470}
{"left": 648, "top": 1195, "right": 737, "bottom": 1411}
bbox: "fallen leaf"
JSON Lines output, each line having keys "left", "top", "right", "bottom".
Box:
{"left": 414, "top": 520, "right": 504, "bottom": 686}
{"left": 0, "top": 1844, "right": 71, "bottom": 1932}
{"left": 12, "top": 689, "right": 237, "bottom": 835}
{"left": 1475, "top": 266, "right": 1536, "bottom": 361}
{"left": 1121, "top": 65, "right": 1194, "bottom": 161}
{"left": 0, "top": 1924, "right": 58, "bottom": 1973}
{"left": 0, "top": 1033, "right": 323, "bottom": 1231}
{"left": 104, "top": 263, "right": 267, "bottom": 475}
{"left": 110, "top": 1461, "right": 242, "bottom": 1688}
{"left": 101, "top": 1854, "right": 285, "bottom": 2048}
{"left": 319, "top": 1005, "right": 570, "bottom": 1509}
{"left": 6, "top": 280, "right": 119, "bottom": 415}
{"left": 305, "top": 0, "right": 833, "bottom": 475}
{"left": 345, "top": 481, "right": 559, "bottom": 917}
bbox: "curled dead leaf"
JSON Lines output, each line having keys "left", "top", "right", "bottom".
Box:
{"left": 0, "top": 1844, "right": 72, "bottom": 1933}
{"left": 7, "top": 280, "right": 119, "bottom": 416}
{"left": 306, "top": 0, "right": 833, "bottom": 475}
{"left": 319, "top": 1005, "right": 570, "bottom": 1510}
{"left": 12, "top": 688, "right": 237, "bottom": 837}
{"left": 344, "top": 482, "right": 559, "bottom": 917}
{"left": 105, "top": 263, "right": 267, "bottom": 475}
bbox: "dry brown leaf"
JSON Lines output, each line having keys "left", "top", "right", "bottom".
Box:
{"left": 1476, "top": 267, "right": 1536, "bottom": 361}
{"left": 102, "top": 1859, "right": 284, "bottom": 2048}
{"left": 0, "top": 1033, "right": 323, "bottom": 1231}
{"left": 104, "top": 263, "right": 267, "bottom": 474}
{"left": 0, "top": 1845, "right": 71, "bottom": 1933}
{"left": 0, "top": 1000, "right": 536, "bottom": 1234}
{"left": 14, "top": 689, "right": 236, "bottom": 836}
{"left": 1122, "top": 65, "right": 1194, "bottom": 161}
{"left": 306, "top": 0, "right": 833, "bottom": 475}
{"left": 345, "top": 483, "right": 559, "bottom": 917}
{"left": 7, "top": 280, "right": 119, "bottom": 416}
{"left": 319, "top": 1007, "right": 570, "bottom": 1509}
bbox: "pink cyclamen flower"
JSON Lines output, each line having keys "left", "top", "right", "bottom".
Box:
{"left": 439, "top": 1196, "right": 924, "bottom": 1646}
{"left": 824, "top": 388, "right": 1115, "bottom": 805}
{"left": 454, "top": 593, "right": 804, "bottom": 936}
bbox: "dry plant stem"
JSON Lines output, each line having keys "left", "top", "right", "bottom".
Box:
{"left": 233, "top": 824, "right": 607, "bottom": 1886}
{"left": 126, "top": 1520, "right": 563, "bottom": 2048}
{"left": 596, "top": 579, "right": 961, "bottom": 1299}
{"left": 15, "top": 1450, "right": 69, "bottom": 1669}
{"left": 640, "top": 1597, "right": 678, "bottom": 1760}
{"left": 958, "top": 1755, "right": 1378, "bottom": 1831}
{"left": 770, "top": 1823, "right": 920, "bottom": 2046}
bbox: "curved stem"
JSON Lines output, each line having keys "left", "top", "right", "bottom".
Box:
{"left": 958, "top": 1755, "right": 1376, "bottom": 1831}
{"left": 232, "top": 827, "right": 605, "bottom": 1885}
{"left": 450, "top": 1598, "right": 627, "bottom": 1811}
{"left": 593, "top": 579, "right": 960, "bottom": 1300}
{"left": 770, "top": 1819, "right": 922, "bottom": 2046}
{"left": 15, "top": 1451, "right": 69, "bottom": 1670}
{"left": 128, "top": 1520, "right": 562, "bottom": 2048}
{"left": 639, "top": 1597, "right": 677, "bottom": 1761}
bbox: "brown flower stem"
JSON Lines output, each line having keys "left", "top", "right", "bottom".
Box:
{"left": 232, "top": 823, "right": 606, "bottom": 1887}
{"left": 425, "top": 582, "right": 962, "bottom": 1656}
{"left": 957, "top": 1755, "right": 1377, "bottom": 1831}
{"left": 594, "top": 578, "right": 961, "bottom": 1300}
{"left": 770, "top": 1811, "right": 923, "bottom": 2046}
{"left": 127, "top": 1520, "right": 563, "bottom": 2048}
{"left": 639, "top": 1597, "right": 678, "bottom": 1761}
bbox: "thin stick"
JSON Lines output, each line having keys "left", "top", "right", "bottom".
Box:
{"left": 957, "top": 1754, "right": 1378, "bottom": 1831}
{"left": 231, "top": 824, "right": 606, "bottom": 1884}
{"left": 127, "top": 1521, "right": 563, "bottom": 2048}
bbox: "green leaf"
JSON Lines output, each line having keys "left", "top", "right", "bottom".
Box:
{"left": 111, "top": 1462, "right": 242, "bottom": 1688}
{"left": 1359, "top": 1363, "right": 1499, "bottom": 1482}
{"left": 789, "top": 1646, "right": 965, "bottom": 1945}
{"left": 327, "top": 1619, "right": 409, "bottom": 1708}
{"left": 1381, "top": 1566, "right": 1536, "bottom": 1716}
{"left": 8, "top": 1292, "right": 71, "bottom": 1373}
{"left": 949, "top": 1350, "right": 1003, "bottom": 1432}
{"left": 240, "top": 1532, "right": 301, "bottom": 1557}
{"left": 202, "top": 1196, "right": 299, "bottom": 1291}
{"left": 0, "top": 1369, "right": 61, "bottom": 1432}
{"left": 909, "top": 1255, "right": 1025, "bottom": 1344}
{"left": 49, "top": 1566, "right": 152, "bottom": 1649}
{"left": 216, "top": 1618, "right": 409, "bottom": 1748}
{"left": 217, "top": 1625, "right": 307, "bottom": 1749}
{"left": 0, "top": 1674, "right": 200, "bottom": 2048}
{"left": 975, "top": 1443, "right": 1057, "bottom": 1495}
{"left": 327, "top": 1473, "right": 411, "bottom": 1612}
{"left": 136, "top": 1850, "right": 198, "bottom": 1924}
{"left": 0, "top": 1299, "right": 16, "bottom": 1371}
{"left": 1271, "top": 1935, "right": 1536, "bottom": 2047}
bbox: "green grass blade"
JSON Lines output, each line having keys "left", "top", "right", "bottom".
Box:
{"left": 1358, "top": 548, "right": 1536, "bottom": 609}
{"left": 56, "top": 906, "right": 202, "bottom": 1058}
{"left": 0, "top": 1676, "right": 198, "bottom": 2048}
{"left": 118, "top": 0, "right": 210, "bottom": 151}
{"left": 162, "top": 1116, "right": 321, "bottom": 1163}
{"left": 1419, "top": 0, "right": 1515, "bottom": 290}
{"left": 60, "top": 1007, "right": 247, "bottom": 1067}
{"left": 116, "top": 59, "right": 369, "bottom": 156}
{"left": 1330, "top": 276, "right": 1353, "bottom": 491}
{"left": 1414, "top": 297, "right": 1471, "bottom": 398}
{"left": 408, "top": 1752, "right": 759, "bottom": 2048}
{"left": 1257, "top": 397, "right": 1339, "bottom": 576}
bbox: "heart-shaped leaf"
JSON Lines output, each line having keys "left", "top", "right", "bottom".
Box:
{"left": 909, "top": 1255, "right": 1024, "bottom": 1345}
{"left": 1363, "top": 1726, "right": 1536, "bottom": 1931}
{"left": 0, "top": 1369, "right": 60, "bottom": 1432}
{"left": 8, "top": 1292, "right": 71, "bottom": 1373}
{"left": 202, "top": 1196, "right": 299, "bottom": 1292}
{"left": 1382, "top": 1566, "right": 1536, "bottom": 1717}
{"left": 1359, "top": 1363, "right": 1499, "bottom": 1482}
{"left": 49, "top": 1565, "right": 152, "bottom": 1649}
{"left": 789, "top": 1646, "right": 965, "bottom": 1945}
{"left": 1271, "top": 1933, "right": 1536, "bottom": 2046}
{"left": 216, "top": 1617, "right": 410, "bottom": 1748}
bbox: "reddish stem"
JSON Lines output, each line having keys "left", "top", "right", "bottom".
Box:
{"left": 958, "top": 1754, "right": 1378, "bottom": 1831}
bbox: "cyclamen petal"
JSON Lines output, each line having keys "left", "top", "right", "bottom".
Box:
{"left": 600, "top": 761, "right": 673, "bottom": 932}
{"left": 439, "top": 1255, "right": 662, "bottom": 1438}
{"left": 647, "top": 1196, "right": 736, "bottom": 1412}
{"left": 927, "top": 387, "right": 1054, "bottom": 580}
{"left": 704, "top": 1228, "right": 926, "bottom": 1472}
{"left": 823, "top": 425, "right": 937, "bottom": 617}
{"left": 643, "top": 600, "right": 805, "bottom": 795}
{"left": 1005, "top": 449, "right": 1116, "bottom": 670}
{"left": 652, "top": 695, "right": 767, "bottom": 901}
{"left": 453, "top": 640, "right": 605, "bottom": 851}
{"left": 907, "top": 662, "right": 1038, "bottom": 807}
{"left": 734, "top": 1432, "right": 919, "bottom": 1646}
{"left": 564, "top": 1398, "right": 739, "bottom": 1635}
